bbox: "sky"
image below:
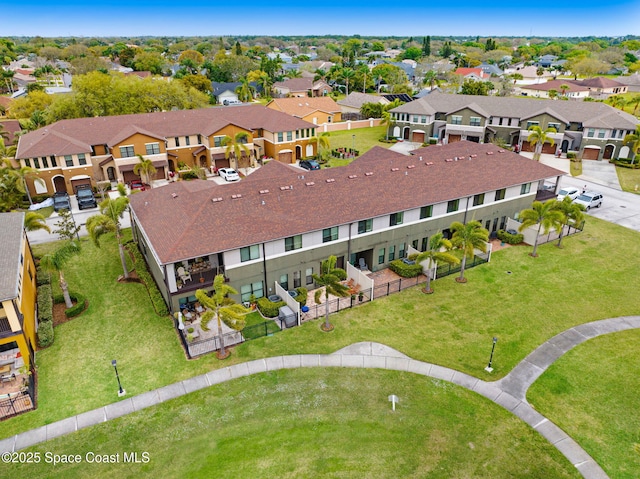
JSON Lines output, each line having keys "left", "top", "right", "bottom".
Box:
{"left": 2, "top": 1, "right": 639, "bottom": 38}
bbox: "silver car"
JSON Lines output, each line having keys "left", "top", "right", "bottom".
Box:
{"left": 574, "top": 191, "right": 603, "bottom": 210}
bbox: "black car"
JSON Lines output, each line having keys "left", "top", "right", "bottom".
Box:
{"left": 75, "top": 185, "right": 97, "bottom": 209}
{"left": 52, "top": 192, "right": 71, "bottom": 212}
{"left": 299, "top": 159, "right": 320, "bottom": 171}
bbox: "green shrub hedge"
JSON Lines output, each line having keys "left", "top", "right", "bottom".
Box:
{"left": 389, "top": 259, "right": 423, "bottom": 278}
{"left": 36, "top": 267, "right": 51, "bottom": 286}
{"left": 53, "top": 292, "right": 87, "bottom": 318}
{"left": 37, "top": 284, "right": 53, "bottom": 323}
{"left": 497, "top": 229, "right": 524, "bottom": 244}
{"left": 37, "top": 320, "right": 54, "bottom": 348}
{"left": 257, "top": 287, "right": 308, "bottom": 317}
{"left": 127, "top": 243, "right": 169, "bottom": 316}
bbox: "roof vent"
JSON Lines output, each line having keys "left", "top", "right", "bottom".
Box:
{"left": 419, "top": 156, "right": 423, "bottom": 161}
{"left": 259, "top": 189, "right": 269, "bottom": 194}
{"left": 391, "top": 167, "right": 400, "bottom": 172}
{"left": 426, "top": 162, "right": 434, "bottom": 166}
{"left": 279, "top": 185, "right": 291, "bottom": 191}
{"left": 261, "top": 200, "right": 265, "bottom": 205}
{"left": 171, "top": 193, "right": 178, "bottom": 198}
{"left": 231, "top": 194, "right": 242, "bottom": 199}
{"left": 471, "top": 154, "right": 477, "bottom": 158}
{"left": 326, "top": 178, "right": 335, "bottom": 183}
{"left": 498, "top": 150, "right": 505, "bottom": 153}
{"left": 407, "top": 165, "right": 415, "bottom": 169}
{"left": 486, "top": 151, "right": 494, "bottom": 155}
{"left": 212, "top": 197, "right": 223, "bottom": 203}
{"left": 348, "top": 174, "right": 358, "bottom": 179}
{"left": 305, "top": 181, "right": 315, "bottom": 186}
{"left": 365, "top": 172, "right": 373, "bottom": 176}
{"left": 445, "top": 158, "right": 453, "bottom": 162}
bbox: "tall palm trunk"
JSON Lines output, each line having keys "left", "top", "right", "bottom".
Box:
{"left": 458, "top": 254, "right": 468, "bottom": 282}
{"left": 59, "top": 271, "right": 73, "bottom": 308}
{"left": 116, "top": 225, "right": 129, "bottom": 279}
{"left": 531, "top": 223, "right": 542, "bottom": 257}
{"left": 324, "top": 290, "right": 331, "bottom": 331}
{"left": 216, "top": 308, "right": 226, "bottom": 358}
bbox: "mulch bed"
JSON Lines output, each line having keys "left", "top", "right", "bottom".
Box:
{"left": 52, "top": 301, "right": 76, "bottom": 327}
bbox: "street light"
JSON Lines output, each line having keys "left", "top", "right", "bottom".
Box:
{"left": 352, "top": 134, "right": 356, "bottom": 158}
{"left": 111, "top": 359, "right": 126, "bottom": 397}
{"left": 485, "top": 337, "right": 498, "bottom": 373}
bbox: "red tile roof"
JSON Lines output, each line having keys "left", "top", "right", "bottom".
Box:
{"left": 130, "top": 141, "right": 563, "bottom": 264}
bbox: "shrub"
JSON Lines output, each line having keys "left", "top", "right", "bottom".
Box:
{"left": 256, "top": 297, "right": 285, "bottom": 318}
{"left": 127, "top": 243, "right": 169, "bottom": 316}
{"left": 567, "top": 151, "right": 577, "bottom": 160}
{"left": 37, "top": 284, "right": 53, "bottom": 323}
{"left": 429, "top": 137, "right": 438, "bottom": 145}
{"left": 31, "top": 194, "right": 51, "bottom": 204}
{"left": 53, "top": 292, "right": 87, "bottom": 318}
{"left": 37, "top": 320, "right": 54, "bottom": 348}
{"left": 294, "top": 287, "right": 307, "bottom": 307}
{"left": 497, "top": 229, "right": 524, "bottom": 244}
{"left": 179, "top": 170, "right": 200, "bottom": 180}
{"left": 389, "top": 259, "right": 423, "bottom": 278}
{"left": 36, "top": 266, "right": 51, "bottom": 286}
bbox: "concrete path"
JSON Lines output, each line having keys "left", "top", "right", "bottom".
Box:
{"left": 3, "top": 317, "right": 638, "bottom": 478}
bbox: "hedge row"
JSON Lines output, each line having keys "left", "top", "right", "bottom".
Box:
{"left": 257, "top": 287, "right": 308, "bottom": 318}
{"left": 37, "top": 321, "right": 54, "bottom": 348}
{"left": 53, "top": 292, "right": 87, "bottom": 318}
{"left": 389, "top": 259, "right": 423, "bottom": 278}
{"left": 127, "top": 243, "right": 169, "bottom": 316}
{"left": 37, "top": 284, "right": 53, "bottom": 323}
{"left": 497, "top": 229, "right": 524, "bottom": 244}
{"left": 36, "top": 267, "right": 51, "bottom": 286}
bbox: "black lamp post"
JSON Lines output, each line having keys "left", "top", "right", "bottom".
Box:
{"left": 111, "top": 359, "right": 125, "bottom": 396}
{"left": 485, "top": 337, "right": 498, "bottom": 373}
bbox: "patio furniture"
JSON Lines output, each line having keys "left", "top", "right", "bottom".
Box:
{"left": 177, "top": 266, "right": 192, "bottom": 283}
{"left": 358, "top": 258, "right": 368, "bottom": 271}
{"left": 1, "top": 374, "right": 16, "bottom": 383}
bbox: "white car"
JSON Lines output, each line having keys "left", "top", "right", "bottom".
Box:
{"left": 557, "top": 187, "right": 580, "bottom": 201}
{"left": 574, "top": 191, "right": 603, "bottom": 210}
{"left": 218, "top": 168, "right": 240, "bottom": 182}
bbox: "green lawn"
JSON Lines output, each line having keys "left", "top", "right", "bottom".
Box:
{"left": 0, "top": 216, "right": 638, "bottom": 475}
{"left": 616, "top": 165, "right": 640, "bottom": 194}
{"left": 528, "top": 330, "right": 640, "bottom": 479}
{"left": 4, "top": 369, "right": 579, "bottom": 479}
{"left": 323, "top": 126, "right": 393, "bottom": 168}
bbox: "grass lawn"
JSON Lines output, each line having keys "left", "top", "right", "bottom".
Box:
{"left": 528, "top": 330, "right": 640, "bottom": 479}
{"left": 616, "top": 165, "right": 640, "bottom": 194}
{"left": 0, "top": 216, "right": 638, "bottom": 474}
{"left": 4, "top": 369, "right": 579, "bottom": 479}
{"left": 323, "top": 126, "right": 393, "bottom": 168}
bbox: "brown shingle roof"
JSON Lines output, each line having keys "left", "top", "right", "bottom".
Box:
{"left": 16, "top": 105, "right": 315, "bottom": 159}
{"left": 130, "top": 141, "right": 563, "bottom": 265}
{"left": 267, "top": 97, "right": 341, "bottom": 117}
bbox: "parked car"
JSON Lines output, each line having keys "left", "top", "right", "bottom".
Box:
{"left": 557, "top": 187, "right": 580, "bottom": 201}
{"left": 130, "top": 180, "right": 149, "bottom": 191}
{"left": 52, "top": 192, "right": 71, "bottom": 212}
{"left": 574, "top": 191, "right": 603, "bottom": 210}
{"left": 75, "top": 184, "right": 97, "bottom": 209}
{"left": 223, "top": 99, "right": 242, "bottom": 106}
{"left": 218, "top": 168, "right": 240, "bottom": 181}
{"left": 299, "top": 159, "right": 320, "bottom": 171}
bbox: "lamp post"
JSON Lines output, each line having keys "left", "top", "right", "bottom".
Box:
{"left": 485, "top": 337, "right": 498, "bottom": 373}
{"left": 111, "top": 359, "right": 126, "bottom": 396}
{"left": 351, "top": 134, "right": 355, "bottom": 158}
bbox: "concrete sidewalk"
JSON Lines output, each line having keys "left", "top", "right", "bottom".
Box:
{"left": 3, "top": 317, "right": 637, "bottom": 478}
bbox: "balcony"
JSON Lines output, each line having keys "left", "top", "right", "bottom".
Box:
{"left": 176, "top": 263, "right": 226, "bottom": 294}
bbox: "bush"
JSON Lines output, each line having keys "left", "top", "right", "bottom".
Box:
{"left": 389, "top": 259, "right": 423, "bottom": 278}
{"left": 53, "top": 291, "right": 87, "bottom": 318}
{"left": 31, "top": 194, "right": 51, "bottom": 204}
{"left": 180, "top": 170, "right": 199, "bottom": 180}
{"left": 36, "top": 267, "right": 51, "bottom": 286}
{"left": 37, "top": 320, "right": 54, "bottom": 348}
{"left": 497, "top": 229, "right": 524, "bottom": 244}
{"left": 127, "top": 243, "right": 169, "bottom": 316}
{"left": 257, "top": 297, "right": 284, "bottom": 318}
{"left": 37, "top": 284, "right": 53, "bottom": 323}
{"left": 294, "top": 287, "right": 307, "bottom": 307}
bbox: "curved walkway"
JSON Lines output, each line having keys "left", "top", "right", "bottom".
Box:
{"left": 2, "top": 316, "right": 639, "bottom": 478}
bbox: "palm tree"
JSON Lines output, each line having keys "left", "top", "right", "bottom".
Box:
{"left": 527, "top": 125, "right": 557, "bottom": 161}
{"left": 308, "top": 132, "right": 330, "bottom": 160}
{"left": 133, "top": 154, "right": 157, "bottom": 187}
{"left": 552, "top": 197, "right": 585, "bottom": 248}
{"left": 450, "top": 220, "right": 489, "bottom": 283}
{"left": 423, "top": 70, "right": 438, "bottom": 91}
{"left": 10, "top": 164, "right": 38, "bottom": 205}
{"left": 518, "top": 200, "right": 564, "bottom": 257}
{"left": 627, "top": 94, "right": 640, "bottom": 115}
{"left": 195, "top": 275, "right": 249, "bottom": 359}
{"left": 235, "top": 78, "right": 255, "bottom": 103}
{"left": 312, "top": 255, "right": 349, "bottom": 332}
{"left": 411, "top": 233, "right": 460, "bottom": 293}
{"left": 221, "top": 132, "right": 250, "bottom": 172}
{"left": 39, "top": 240, "right": 80, "bottom": 308}
{"left": 286, "top": 69, "right": 302, "bottom": 79}
{"left": 607, "top": 95, "right": 627, "bottom": 110}
{"left": 559, "top": 84, "right": 570, "bottom": 97}
{"left": 341, "top": 68, "right": 355, "bottom": 96}
{"left": 86, "top": 194, "right": 131, "bottom": 279}
{"left": 623, "top": 127, "right": 640, "bottom": 165}
{"left": 24, "top": 211, "right": 50, "bottom": 233}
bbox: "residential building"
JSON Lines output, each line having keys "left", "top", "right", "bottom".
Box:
{"left": 519, "top": 79, "right": 590, "bottom": 99}
{"left": 337, "top": 92, "right": 390, "bottom": 115}
{"left": 272, "top": 77, "right": 332, "bottom": 98}
{"left": 266, "top": 97, "right": 342, "bottom": 125}
{"left": 15, "top": 105, "right": 318, "bottom": 197}
{"left": 0, "top": 212, "right": 37, "bottom": 377}
{"left": 128, "top": 141, "right": 563, "bottom": 314}
{"left": 388, "top": 91, "right": 639, "bottom": 160}
{"left": 454, "top": 67, "right": 491, "bottom": 81}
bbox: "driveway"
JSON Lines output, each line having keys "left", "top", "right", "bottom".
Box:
{"left": 389, "top": 141, "right": 423, "bottom": 155}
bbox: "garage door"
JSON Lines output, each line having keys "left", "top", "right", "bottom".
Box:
{"left": 123, "top": 171, "right": 138, "bottom": 185}
{"left": 214, "top": 158, "right": 230, "bottom": 169}
{"left": 412, "top": 131, "right": 425, "bottom": 143}
{"left": 71, "top": 178, "right": 91, "bottom": 193}
{"left": 582, "top": 148, "right": 600, "bottom": 160}
{"left": 278, "top": 151, "right": 293, "bottom": 163}
{"left": 542, "top": 142, "right": 556, "bottom": 154}
{"left": 521, "top": 141, "right": 534, "bottom": 152}
{"left": 448, "top": 135, "right": 462, "bottom": 143}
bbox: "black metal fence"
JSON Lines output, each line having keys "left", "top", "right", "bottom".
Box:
{"left": 0, "top": 369, "right": 36, "bottom": 421}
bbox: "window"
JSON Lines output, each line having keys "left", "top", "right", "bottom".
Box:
{"left": 214, "top": 136, "right": 223, "bottom": 147}
{"left": 240, "top": 281, "right": 264, "bottom": 302}
{"left": 145, "top": 143, "right": 160, "bottom": 155}
{"left": 277, "top": 132, "right": 283, "bottom": 142}
{"left": 597, "top": 129, "right": 606, "bottom": 139}
{"left": 42, "top": 157, "right": 49, "bottom": 168}
{"left": 412, "top": 115, "right": 419, "bottom": 123}
{"left": 378, "top": 248, "right": 385, "bottom": 264}
{"left": 548, "top": 122, "right": 561, "bottom": 131}
{"left": 388, "top": 245, "right": 395, "bottom": 261}
{"left": 287, "top": 131, "right": 292, "bottom": 141}
{"left": 175, "top": 137, "right": 180, "bottom": 147}
{"left": 470, "top": 117, "right": 481, "bottom": 127}
{"left": 421, "top": 237, "right": 429, "bottom": 251}
{"left": 185, "top": 136, "right": 190, "bottom": 146}
{"left": 240, "top": 244, "right": 260, "bottom": 262}
{"left": 77, "top": 153, "right": 86, "bottom": 165}
{"left": 358, "top": 219, "right": 372, "bottom": 234}
{"left": 451, "top": 115, "right": 462, "bottom": 125}
{"left": 473, "top": 193, "right": 485, "bottom": 206}
{"left": 389, "top": 212, "right": 404, "bottom": 226}
{"left": 64, "top": 155, "right": 73, "bottom": 167}
{"left": 293, "top": 271, "right": 301, "bottom": 288}
{"left": 279, "top": 274, "right": 288, "bottom": 291}
{"left": 420, "top": 205, "right": 433, "bottom": 219}
{"left": 50, "top": 156, "right": 57, "bottom": 167}
{"left": 411, "top": 239, "right": 418, "bottom": 249}
{"left": 119, "top": 146, "right": 134, "bottom": 158}
{"left": 520, "top": 183, "right": 531, "bottom": 194}
{"left": 197, "top": 134, "right": 202, "bottom": 144}
{"left": 306, "top": 267, "right": 314, "bottom": 285}
{"left": 285, "top": 235, "right": 302, "bottom": 251}
{"left": 322, "top": 227, "right": 338, "bottom": 243}
{"left": 399, "top": 243, "right": 405, "bottom": 259}
{"left": 25, "top": 159, "right": 31, "bottom": 167}
{"left": 495, "top": 188, "right": 506, "bottom": 201}
{"left": 586, "top": 128, "right": 595, "bottom": 138}
{"left": 34, "top": 158, "right": 40, "bottom": 169}
{"left": 526, "top": 121, "right": 539, "bottom": 129}
{"left": 447, "top": 199, "right": 459, "bottom": 213}
{"left": 421, "top": 116, "right": 427, "bottom": 124}
{"left": 296, "top": 130, "right": 300, "bottom": 139}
